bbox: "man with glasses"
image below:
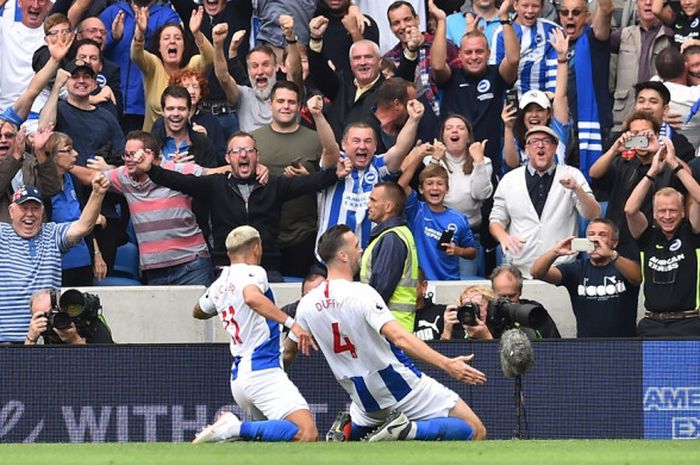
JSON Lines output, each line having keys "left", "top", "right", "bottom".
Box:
{"left": 144, "top": 131, "right": 353, "bottom": 282}
{"left": 71, "top": 130, "right": 224, "bottom": 286}
{"left": 0, "top": 0, "right": 52, "bottom": 113}
{"left": 489, "top": 125, "right": 599, "bottom": 278}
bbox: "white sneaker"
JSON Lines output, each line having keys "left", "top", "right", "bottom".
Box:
{"left": 365, "top": 411, "right": 411, "bottom": 442}
{"left": 192, "top": 412, "right": 241, "bottom": 444}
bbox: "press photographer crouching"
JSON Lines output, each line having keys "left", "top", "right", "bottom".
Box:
{"left": 25, "top": 289, "right": 114, "bottom": 345}
{"left": 442, "top": 270, "right": 561, "bottom": 340}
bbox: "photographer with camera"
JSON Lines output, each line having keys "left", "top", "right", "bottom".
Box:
{"left": 25, "top": 289, "right": 113, "bottom": 345}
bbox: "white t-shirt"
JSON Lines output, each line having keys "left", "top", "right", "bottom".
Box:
{"left": 199, "top": 263, "right": 283, "bottom": 377}
{"left": 294, "top": 279, "right": 422, "bottom": 413}
{"left": 0, "top": 2, "right": 45, "bottom": 113}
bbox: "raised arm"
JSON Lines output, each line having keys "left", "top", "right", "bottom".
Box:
{"left": 549, "top": 28, "right": 570, "bottom": 125}
{"left": 307, "top": 16, "right": 341, "bottom": 100}
{"left": 530, "top": 236, "right": 576, "bottom": 284}
{"left": 384, "top": 99, "right": 424, "bottom": 172}
{"left": 651, "top": 0, "right": 674, "bottom": 25}
{"left": 213, "top": 23, "right": 241, "bottom": 105}
{"left": 398, "top": 143, "right": 434, "bottom": 194}
{"left": 189, "top": 6, "right": 215, "bottom": 70}
{"left": 591, "top": 0, "right": 614, "bottom": 42}
{"left": 429, "top": 0, "right": 451, "bottom": 84}
{"left": 39, "top": 70, "right": 71, "bottom": 129}
{"left": 559, "top": 172, "right": 600, "bottom": 220}
{"left": 307, "top": 95, "right": 340, "bottom": 168}
{"left": 625, "top": 151, "right": 663, "bottom": 239}
{"left": 66, "top": 0, "right": 93, "bottom": 28}
{"left": 66, "top": 173, "right": 110, "bottom": 245}
{"left": 280, "top": 15, "right": 304, "bottom": 100}
{"left": 589, "top": 131, "right": 629, "bottom": 179}
{"left": 498, "top": 0, "right": 519, "bottom": 84}
{"left": 130, "top": 6, "right": 157, "bottom": 75}
{"left": 13, "top": 33, "right": 72, "bottom": 122}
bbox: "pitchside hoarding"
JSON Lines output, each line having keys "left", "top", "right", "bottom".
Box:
{"left": 0, "top": 340, "right": 695, "bottom": 442}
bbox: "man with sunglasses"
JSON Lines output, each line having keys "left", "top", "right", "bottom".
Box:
{"left": 144, "top": 131, "right": 353, "bottom": 282}
{"left": 490, "top": 125, "right": 600, "bottom": 278}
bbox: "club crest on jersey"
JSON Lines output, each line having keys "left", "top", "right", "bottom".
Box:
{"left": 692, "top": 18, "right": 699, "bottom": 29}
{"left": 363, "top": 171, "right": 378, "bottom": 185}
{"left": 669, "top": 238, "right": 682, "bottom": 252}
{"left": 477, "top": 79, "right": 491, "bottom": 93}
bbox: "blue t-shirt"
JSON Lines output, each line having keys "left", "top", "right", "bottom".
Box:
{"left": 51, "top": 174, "right": 91, "bottom": 270}
{"left": 557, "top": 259, "right": 639, "bottom": 337}
{"left": 405, "top": 191, "right": 477, "bottom": 280}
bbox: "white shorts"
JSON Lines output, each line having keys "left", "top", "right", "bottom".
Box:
{"left": 349, "top": 374, "right": 459, "bottom": 427}
{"left": 230, "top": 368, "right": 309, "bottom": 421}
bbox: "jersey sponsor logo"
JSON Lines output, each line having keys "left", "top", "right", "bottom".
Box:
{"left": 576, "top": 275, "right": 627, "bottom": 299}
{"left": 342, "top": 191, "right": 371, "bottom": 210}
{"left": 459, "top": 82, "right": 470, "bottom": 87}
{"left": 648, "top": 254, "right": 686, "bottom": 273}
{"left": 477, "top": 79, "right": 491, "bottom": 93}
{"left": 669, "top": 239, "right": 682, "bottom": 252}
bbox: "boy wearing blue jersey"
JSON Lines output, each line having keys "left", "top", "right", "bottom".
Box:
{"left": 399, "top": 142, "right": 478, "bottom": 280}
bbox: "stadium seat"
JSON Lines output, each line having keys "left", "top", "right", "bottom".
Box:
{"left": 94, "top": 242, "right": 141, "bottom": 286}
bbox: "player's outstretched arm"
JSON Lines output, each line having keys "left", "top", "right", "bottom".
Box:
{"left": 380, "top": 320, "right": 486, "bottom": 385}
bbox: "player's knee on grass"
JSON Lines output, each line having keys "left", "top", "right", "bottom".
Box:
{"left": 450, "top": 399, "right": 486, "bottom": 440}
{"left": 287, "top": 409, "right": 319, "bottom": 442}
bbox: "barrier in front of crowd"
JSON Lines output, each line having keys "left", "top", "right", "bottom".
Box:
{"left": 1, "top": 339, "right": 697, "bottom": 442}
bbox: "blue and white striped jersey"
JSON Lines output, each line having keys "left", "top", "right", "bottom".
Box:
{"left": 490, "top": 19, "right": 562, "bottom": 94}
{"left": 316, "top": 153, "right": 396, "bottom": 249}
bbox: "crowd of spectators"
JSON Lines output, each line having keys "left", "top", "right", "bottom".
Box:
{"left": 2, "top": 0, "right": 700, "bottom": 342}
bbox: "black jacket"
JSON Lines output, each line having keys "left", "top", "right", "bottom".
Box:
{"left": 147, "top": 166, "right": 340, "bottom": 270}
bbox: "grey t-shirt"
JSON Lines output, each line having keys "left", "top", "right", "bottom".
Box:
{"left": 236, "top": 85, "right": 272, "bottom": 132}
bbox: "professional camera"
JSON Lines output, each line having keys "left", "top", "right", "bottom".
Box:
{"left": 487, "top": 298, "right": 547, "bottom": 335}
{"left": 456, "top": 302, "right": 480, "bottom": 326}
{"left": 43, "top": 289, "right": 103, "bottom": 331}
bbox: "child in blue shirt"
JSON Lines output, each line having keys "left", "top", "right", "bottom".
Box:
{"left": 398, "top": 143, "right": 478, "bottom": 280}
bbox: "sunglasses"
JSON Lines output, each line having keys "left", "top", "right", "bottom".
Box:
{"left": 559, "top": 8, "right": 586, "bottom": 17}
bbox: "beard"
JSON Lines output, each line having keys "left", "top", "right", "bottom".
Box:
{"left": 254, "top": 73, "right": 277, "bottom": 101}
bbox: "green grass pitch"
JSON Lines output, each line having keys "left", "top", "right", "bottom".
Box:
{"left": 2, "top": 440, "right": 699, "bottom": 465}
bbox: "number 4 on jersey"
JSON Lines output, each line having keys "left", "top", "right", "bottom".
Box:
{"left": 332, "top": 322, "right": 357, "bottom": 358}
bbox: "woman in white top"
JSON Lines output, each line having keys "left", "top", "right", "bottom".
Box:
{"left": 422, "top": 114, "right": 494, "bottom": 230}
{"left": 422, "top": 114, "right": 493, "bottom": 277}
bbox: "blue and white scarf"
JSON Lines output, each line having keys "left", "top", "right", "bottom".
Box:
{"left": 574, "top": 26, "right": 603, "bottom": 180}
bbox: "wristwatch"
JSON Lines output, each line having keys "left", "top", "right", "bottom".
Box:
{"left": 610, "top": 251, "right": 619, "bottom": 263}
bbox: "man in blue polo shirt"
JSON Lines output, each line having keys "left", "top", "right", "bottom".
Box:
{"left": 0, "top": 174, "right": 109, "bottom": 344}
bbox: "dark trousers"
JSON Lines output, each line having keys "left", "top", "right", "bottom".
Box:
{"left": 279, "top": 233, "right": 318, "bottom": 278}
{"left": 637, "top": 317, "right": 700, "bottom": 337}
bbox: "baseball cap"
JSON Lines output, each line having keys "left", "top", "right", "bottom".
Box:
{"left": 12, "top": 186, "right": 43, "bottom": 205}
{"left": 633, "top": 81, "right": 671, "bottom": 105}
{"left": 525, "top": 125, "right": 559, "bottom": 144}
{"left": 519, "top": 90, "right": 551, "bottom": 110}
{"left": 65, "top": 60, "right": 96, "bottom": 78}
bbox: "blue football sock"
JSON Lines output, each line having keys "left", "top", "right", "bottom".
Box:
{"left": 239, "top": 420, "right": 299, "bottom": 442}
{"left": 349, "top": 422, "right": 375, "bottom": 441}
{"left": 414, "top": 418, "right": 474, "bottom": 441}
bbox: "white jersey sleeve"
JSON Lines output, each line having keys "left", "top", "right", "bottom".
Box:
{"left": 355, "top": 285, "right": 396, "bottom": 335}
